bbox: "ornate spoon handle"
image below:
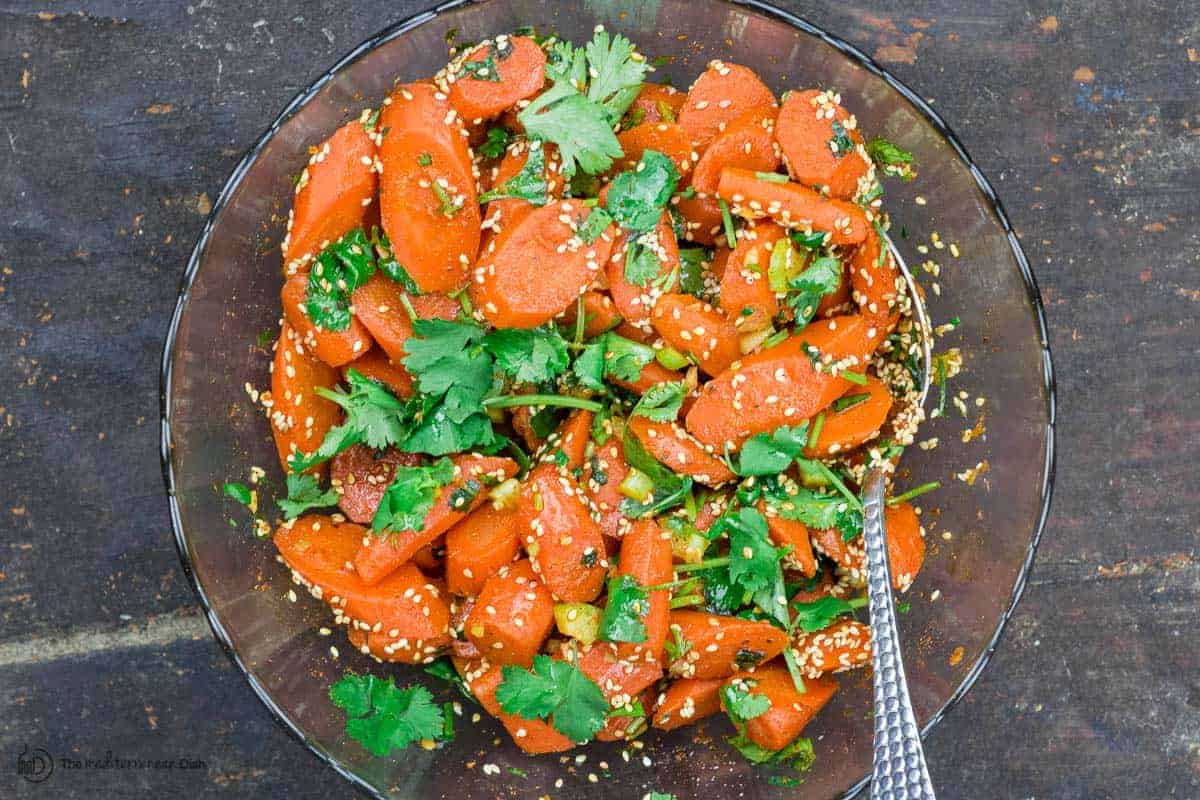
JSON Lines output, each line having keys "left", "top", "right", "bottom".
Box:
{"left": 863, "top": 468, "right": 936, "bottom": 800}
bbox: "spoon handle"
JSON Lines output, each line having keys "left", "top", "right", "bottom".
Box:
{"left": 863, "top": 469, "right": 937, "bottom": 800}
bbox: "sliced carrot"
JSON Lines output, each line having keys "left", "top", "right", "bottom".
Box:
{"left": 628, "top": 416, "right": 735, "bottom": 487}
{"left": 811, "top": 501, "right": 923, "bottom": 591}
{"left": 343, "top": 348, "right": 413, "bottom": 398}
{"left": 684, "top": 314, "right": 876, "bottom": 450}
{"left": 678, "top": 61, "right": 777, "bottom": 149}
{"left": 284, "top": 119, "right": 378, "bottom": 274}
{"left": 446, "top": 35, "right": 546, "bottom": 122}
{"left": 614, "top": 518, "right": 673, "bottom": 663}
{"left": 481, "top": 140, "right": 563, "bottom": 253}
{"left": 790, "top": 618, "right": 872, "bottom": 679}
{"left": 281, "top": 273, "right": 373, "bottom": 367}
{"left": 567, "top": 642, "right": 663, "bottom": 741}
{"left": 330, "top": 445, "right": 422, "bottom": 524}
{"left": 613, "top": 121, "right": 695, "bottom": 179}
{"left": 719, "top": 222, "right": 785, "bottom": 332}
{"left": 560, "top": 290, "right": 623, "bottom": 339}
{"left": 674, "top": 193, "right": 723, "bottom": 245}
{"left": 849, "top": 224, "right": 902, "bottom": 332}
{"left": 378, "top": 83, "right": 480, "bottom": 293}
{"left": 776, "top": 88, "right": 871, "bottom": 200}
{"left": 353, "top": 455, "right": 517, "bottom": 585}
{"left": 758, "top": 500, "right": 817, "bottom": 577}
{"left": 804, "top": 375, "right": 893, "bottom": 457}
{"left": 709, "top": 245, "right": 731, "bottom": 281}
{"left": 518, "top": 464, "right": 608, "bottom": 602}
{"left": 691, "top": 106, "right": 780, "bottom": 199}
{"left": 510, "top": 405, "right": 543, "bottom": 451}
{"left": 472, "top": 199, "right": 615, "bottom": 328}
{"left": 464, "top": 559, "right": 555, "bottom": 666}
{"left": 628, "top": 82, "right": 686, "bottom": 125}
{"left": 410, "top": 538, "right": 445, "bottom": 574}
{"left": 274, "top": 516, "right": 451, "bottom": 662}
{"left": 725, "top": 664, "right": 838, "bottom": 751}
{"left": 445, "top": 503, "right": 520, "bottom": 596}
{"left": 651, "top": 677, "right": 725, "bottom": 730}
{"left": 809, "top": 525, "right": 866, "bottom": 582}
{"left": 582, "top": 435, "right": 633, "bottom": 540}
{"left": 606, "top": 212, "right": 682, "bottom": 331}
{"left": 537, "top": 409, "right": 593, "bottom": 470}
{"left": 667, "top": 611, "right": 789, "bottom": 679}
{"left": 410, "top": 291, "right": 462, "bottom": 321}
{"left": 468, "top": 661, "right": 576, "bottom": 754}
{"left": 270, "top": 322, "right": 342, "bottom": 473}
{"left": 651, "top": 292, "right": 741, "bottom": 376}
{"left": 717, "top": 167, "right": 869, "bottom": 246}
{"left": 348, "top": 272, "right": 414, "bottom": 364}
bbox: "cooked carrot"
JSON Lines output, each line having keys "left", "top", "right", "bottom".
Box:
{"left": 472, "top": 199, "right": 615, "bottom": 328}
{"left": 468, "top": 661, "right": 576, "bottom": 754}
{"left": 708, "top": 245, "right": 731, "bottom": 281}
{"left": 378, "top": 83, "right": 480, "bottom": 293}
{"left": 481, "top": 140, "right": 563, "bottom": 253}
{"left": 614, "top": 518, "right": 673, "bottom": 663}
{"left": 348, "top": 272, "right": 414, "bottom": 364}
{"left": 816, "top": 260, "right": 852, "bottom": 318}
{"left": 510, "top": 405, "right": 544, "bottom": 451}
{"left": 446, "top": 36, "right": 546, "bottom": 122}
{"left": 809, "top": 525, "right": 865, "bottom": 581}
{"left": 726, "top": 664, "right": 838, "bottom": 751}
{"left": 561, "top": 290, "right": 623, "bottom": 339}
{"left": 270, "top": 322, "right": 342, "bottom": 473}
{"left": 613, "top": 121, "right": 695, "bottom": 179}
{"left": 776, "top": 88, "right": 870, "bottom": 200}
{"left": 667, "top": 611, "right": 789, "bottom": 679}
{"left": 342, "top": 348, "right": 413, "bottom": 398}
{"left": 717, "top": 167, "right": 869, "bottom": 246}
{"left": 464, "top": 559, "right": 555, "bottom": 666}
{"left": 353, "top": 455, "right": 517, "bottom": 585}
{"left": 518, "top": 464, "right": 608, "bottom": 602}
{"left": 684, "top": 314, "right": 876, "bottom": 450}
{"left": 718, "top": 222, "right": 786, "bottom": 332}
{"left": 810, "top": 501, "right": 923, "bottom": 591}
{"left": 410, "top": 291, "right": 462, "bottom": 321}
{"left": 790, "top": 618, "right": 872, "bottom": 679}
{"left": 330, "top": 445, "right": 422, "bottom": 524}
{"left": 758, "top": 500, "right": 817, "bottom": 577}
{"left": 849, "top": 224, "right": 902, "bottom": 332}
{"left": 651, "top": 292, "right": 741, "bottom": 376}
{"left": 628, "top": 82, "right": 686, "bottom": 125}
{"left": 410, "top": 537, "right": 445, "bottom": 573}
{"left": 538, "top": 409, "right": 593, "bottom": 470}
{"left": 568, "top": 642, "right": 663, "bottom": 741}
{"left": 284, "top": 120, "right": 378, "bottom": 274}
{"left": 628, "top": 416, "right": 736, "bottom": 487}
{"left": 274, "top": 516, "right": 451, "bottom": 662}
{"left": 445, "top": 503, "right": 520, "bottom": 596}
{"left": 804, "top": 375, "right": 893, "bottom": 457}
{"left": 678, "top": 61, "right": 777, "bottom": 149}
{"left": 281, "top": 273, "right": 373, "bottom": 367}
{"left": 606, "top": 212, "right": 681, "bottom": 330}
{"left": 582, "top": 435, "right": 634, "bottom": 540}
{"left": 674, "top": 193, "right": 723, "bottom": 245}
{"left": 651, "top": 677, "right": 725, "bottom": 730}
{"left": 691, "top": 106, "right": 780, "bottom": 199}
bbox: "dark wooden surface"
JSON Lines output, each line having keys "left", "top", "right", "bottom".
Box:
{"left": 1, "top": 1, "right": 1197, "bottom": 798}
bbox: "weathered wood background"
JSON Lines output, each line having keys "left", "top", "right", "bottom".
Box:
{"left": 1, "top": 1, "right": 1197, "bottom": 798}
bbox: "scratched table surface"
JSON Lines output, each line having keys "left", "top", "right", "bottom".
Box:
{"left": 1, "top": 0, "right": 1197, "bottom": 797}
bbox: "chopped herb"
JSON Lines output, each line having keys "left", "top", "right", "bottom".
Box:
{"left": 363, "top": 108, "right": 381, "bottom": 132}
{"left": 790, "top": 230, "right": 828, "bottom": 250}
{"left": 866, "top": 137, "right": 916, "bottom": 181}
{"left": 495, "top": 654, "right": 610, "bottom": 742}
{"left": 458, "top": 50, "right": 502, "bottom": 82}
{"left": 599, "top": 574, "right": 650, "bottom": 643}
{"left": 785, "top": 255, "right": 842, "bottom": 326}
{"left": 719, "top": 198, "right": 737, "bottom": 248}
{"left": 288, "top": 369, "right": 409, "bottom": 472}
{"left": 368, "top": 228, "right": 422, "bottom": 294}
{"left": 483, "top": 324, "right": 570, "bottom": 385}
{"left": 305, "top": 228, "right": 377, "bottom": 331}
{"left": 727, "top": 732, "right": 815, "bottom": 772}
{"left": 223, "top": 482, "right": 252, "bottom": 506}
{"left": 713, "top": 507, "right": 789, "bottom": 628}
{"left": 624, "top": 105, "right": 647, "bottom": 128}
{"left": 631, "top": 380, "right": 687, "bottom": 422}
{"left": 679, "top": 247, "right": 710, "bottom": 296}
{"left": 478, "top": 145, "right": 550, "bottom": 206}
{"left": 734, "top": 647, "right": 766, "bottom": 670}
{"left": 721, "top": 681, "right": 771, "bottom": 723}
{"left": 771, "top": 485, "right": 863, "bottom": 542}
{"left": 792, "top": 595, "right": 867, "bottom": 632}
{"left": 431, "top": 182, "right": 463, "bottom": 218}
{"left": 735, "top": 424, "right": 810, "bottom": 476}
{"left": 424, "top": 658, "right": 477, "bottom": 703}
{"left": 888, "top": 481, "right": 940, "bottom": 506}
{"left": 755, "top": 171, "right": 790, "bottom": 184}
{"left": 624, "top": 239, "right": 663, "bottom": 287}
{"left": 329, "top": 673, "right": 450, "bottom": 756}
{"left": 479, "top": 126, "right": 512, "bottom": 159}
{"left": 417, "top": 152, "right": 433, "bottom": 167}
{"left": 832, "top": 392, "right": 871, "bottom": 413}
{"left": 829, "top": 120, "right": 854, "bottom": 158}
{"left": 577, "top": 206, "right": 614, "bottom": 243}
{"left": 279, "top": 473, "right": 339, "bottom": 519}
{"left": 256, "top": 328, "right": 274, "bottom": 348}
{"left": 371, "top": 458, "right": 456, "bottom": 537}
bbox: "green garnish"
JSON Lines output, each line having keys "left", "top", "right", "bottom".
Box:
{"left": 631, "top": 380, "right": 688, "bottom": 422}
{"left": 478, "top": 145, "right": 550, "bottom": 206}
{"left": 734, "top": 424, "right": 810, "bottom": 477}
{"left": 304, "top": 228, "right": 377, "bottom": 331}
{"left": 829, "top": 120, "right": 854, "bottom": 158}
{"left": 599, "top": 574, "right": 650, "bottom": 643}
{"left": 495, "top": 654, "right": 610, "bottom": 742}
{"left": 329, "top": 673, "right": 451, "bottom": 756}
{"left": 792, "top": 595, "right": 868, "bottom": 632}
{"left": 278, "top": 473, "right": 339, "bottom": 519}
{"left": 222, "top": 482, "right": 252, "bottom": 506}
{"left": 865, "top": 137, "right": 916, "bottom": 181}
{"left": 785, "top": 255, "right": 842, "bottom": 326}
{"left": 482, "top": 324, "right": 570, "bottom": 385}
{"left": 479, "top": 126, "right": 512, "bottom": 159}
{"left": 887, "top": 481, "right": 940, "bottom": 505}
{"left": 371, "top": 457, "right": 456, "bottom": 537}
{"left": 719, "top": 198, "right": 737, "bottom": 248}
{"left": 721, "top": 681, "right": 771, "bottom": 723}
{"left": 832, "top": 392, "right": 871, "bottom": 413}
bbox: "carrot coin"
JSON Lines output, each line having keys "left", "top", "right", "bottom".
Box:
{"left": 804, "top": 375, "right": 893, "bottom": 457}
{"left": 719, "top": 222, "right": 786, "bottom": 333}
{"left": 342, "top": 348, "right": 413, "bottom": 398}
{"left": 270, "top": 322, "right": 342, "bottom": 473}
{"left": 678, "top": 61, "right": 777, "bottom": 149}
{"left": 777, "top": 88, "right": 871, "bottom": 200}
{"left": 628, "top": 416, "right": 736, "bottom": 487}
{"left": 445, "top": 503, "right": 521, "bottom": 596}
{"left": 691, "top": 106, "right": 781, "bottom": 199}
{"left": 651, "top": 292, "right": 741, "bottom": 376}
{"left": 464, "top": 559, "right": 555, "bottom": 666}
{"left": 667, "top": 611, "right": 790, "bottom": 679}
{"left": 850, "top": 224, "right": 902, "bottom": 332}
{"left": 628, "top": 82, "right": 686, "bottom": 125}
{"left": 651, "top": 677, "right": 725, "bottom": 730}
{"left": 717, "top": 167, "right": 869, "bottom": 246}
{"left": 518, "top": 464, "right": 608, "bottom": 602}
{"left": 790, "top": 618, "right": 872, "bottom": 678}
{"left": 613, "top": 121, "right": 695, "bottom": 179}
{"left": 281, "top": 273, "right": 373, "bottom": 367}
{"left": 758, "top": 500, "right": 817, "bottom": 577}
{"left": 446, "top": 36, "right": 547, "bottom": 122}
{"left": 724, "top": 664, "right": 838, "bottom": 751}
{"left": 613, "top": 518, "right": 673, "bottom": 663}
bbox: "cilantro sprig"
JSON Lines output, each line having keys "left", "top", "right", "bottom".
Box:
{"left": 495, "top": 654, "right": 610, "bottom": 742}
{"left": 279, "top": 473, "right": 339, "bottom": 519}
{"left": 792, "top": 595, "right": 868, "bottom": 633}
{"left": 599, "top": 574, "right": 650, "bottom": 643}
{"left": 304, "top": 228, "right": 377, "bottom": 331}
{"left": 631, "top": 380, "right": 687, "bottom": 422}
{"left": 287, "top": 369, "right": 409, "bottom": 473}
{"left": 330, "top": 673, "right": 451, "bottom": 756}
{"left": 371, "top": 458, "right": 456, "bottom": 536}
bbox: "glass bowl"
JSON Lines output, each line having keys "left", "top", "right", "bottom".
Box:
{"left": 160, "top": 1, "right": 1056, "bottom": 797}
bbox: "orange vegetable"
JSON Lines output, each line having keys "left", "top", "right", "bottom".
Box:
{"left": 353, "top": 455, "right": 518, "bottom": 585}
{"left": 481, "top": 140, "right": 563, "bottom": 253}
{"left": 606, "top": 212, "right": 681, "bottom": 330}
{"left": 284, "top": 119, "right": 378, "bottom": 274}
{"left": 776, "top": 88, "right": 870, "bottom": 200}
{"left": 560, "top": 290, "right": 623, "bottom": 339}
{"left": 270, "top": 322, "right": 341, "bottom": 473}
{"left": 628, "top": 82, "right": 686, "bottom": 125}
{"left": 691, "top": 106, "right": 780, "bottom": 199}
{"left": 628, "top": 416, "right": 736, "bottom": 487}
{"left": 651, "top": 292, "right": 741, "bottom": 376}
{"left": 281, "top": 273, "right": 373, "bottom": 367}
{"left": 569, "top": 642, "right": 663, "bottom": 741}
{"left": 804, "top": 375, "right": 893, "bottom": 457}
{"left": 468, "top": 661, "right": 576, "bottom": 753}
{"left": 445, "top": 503, "right": 521, "bottom": 596}
{"left": 717, "top": 167, "right": 869, "bottom": 246}
{"left": 650, "top": 677, "right": 725, "bottom": 730}
{"left": 790, "top": 618, "right": 872, "bottom": 678}
{"left": 447, "top": 36, "right": 547, "bottom": 122}
{"left": 472, "top": 199, "right": 615, "bottom": 328}
{"left": 613, "top": 121, "right": 695, "bottom": 179}
{"left": 725, "top": 664, "right": 838, "bottom": 751}
{"left": 850, "top": 225, "right": 902, "bottom": 332}
{"left": 678, "top": 61, "right": 777, "bottom": 149}
{"left": 348, "top": 273, "right": 415, "bottom": 365}
{"left": 758, "top": 500, "right": 817, "bottom": 577}
{"left": 464, "top": 559, "right": 555, "bottom": 666}
{"left": 518, "top": 464, "right": 608, "bottom": 602}
{"left": 684, "top": 314, "right": 876, "bottom": 450}
{"left": 582, "top": 435, "right": 634, "bottom": 540}
{"left": 613, "top": 518, "right": 673, "bottom": 663}
{"left": 538, "top": 409, "right": 593, "bottom": 471}
{"left": 378, "top": 83, "right": 480, "bottom": 292}
{"left": 343, "top": 348, "right": 413, "bottom": 398}
{"left": 810, "top": 500, "right": 924, "bottom": 591}
{"left": 674, "top": 193, "right": 723, "bottom": 245}
{"left": 718, "top": 222, "right": 786, "bottom": 332}
{"left": 330, "top": 445, "right": 422, "bottom": 524}
{"left": 667, "top": 611, "right": 789, "bottom": 679}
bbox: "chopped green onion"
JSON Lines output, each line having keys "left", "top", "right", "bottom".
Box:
{"left": 669, "top": 594, "right": 705, "bottom": 609}
{"left": 839, "top": 369, "right": 868, "bottom": 385}
{"left": 832, "top": 392, "right": 871, "bottom": 413}
{"left": 755, "top": 171, "right": 790, "bottom": 184}
{"left": 806, "top": 413, "right": 825, "bottom": 450}
{"left": 887, "top": 481, "right": 941, "bottom": 506}
{"left": 761, "top": 328, "right": 789, "bottom": 350}
{"left": 482, "top": 394, "right": 604, "bottom": 412}
{"left": 718, "top": 198, "right": 737, "bottom": 249}
{"left": 655, "top": 346, "right": 690, "bottom": 370}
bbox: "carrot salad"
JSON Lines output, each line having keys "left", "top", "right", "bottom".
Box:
{"left": 251, "top": 25, "right": 935, "bottom": 780}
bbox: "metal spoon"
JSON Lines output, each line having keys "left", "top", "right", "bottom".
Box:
{"left": 863, "top": 236, "right": 936, "bottom": 800}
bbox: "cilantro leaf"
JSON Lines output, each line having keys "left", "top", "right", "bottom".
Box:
{"left": 727, "top": 731, "right": 815, "bottom": 771}
{"left": 793, "top": 595, "right": 868, "bottom": 633}
{"left": 679, "top": 247, "right": 710, "bottom": 297}
{"left": 278, "top": 473, "right": 340, "bottom": 519}
{"left": 583, "top": 29, "right": 649, "bottom": 122}
{"left": 329, "top": 673, "right": 449, "bottom": 756}
{"left": 599, "top": 574, "right": 650, "bottom": 643}
{"left": 458, "top": 50, "right": 501, "bottom": 82}
{"left": 577, "top": 207, "right": 614, "bottom": 243}
{"left": 866, "top": 137, "right": 916, "bottom": 181}
{"left": 735, "top": 424, "right": 810, "bottom": 476}
{"left": 305, "top": 228, "right": 377, "bottom": 331}
{"left": 478, "top": 144, "right": 549, "bottom": 206}
{"left": 371, "top": 457, "right": 456, "bottom": 536}
{"left": 829, "top": 120, "right": 854, "bottom": 158}
{"left": 571, "top": 340, "right": 607, "bottom": 391}
{"left": 721, "top": 681, "right": 771, "bottom": 723}
{"left": 771, "top": 486, "right": 863, "bottom": 541}
{"left": 713, "top": 507, "right": 789, "bottom": 628}
{"left": 288, "top": 370, "right": 408, "bottom": 472}
{"left": 483, "top": 325, "right": 570, "bottom": 385}
{"left": 786, "top": 256, "right": 842, "bottom": 326}
{"left": 223, "top": 482, "right": 252, "bottom": 506}
{"left": 496, "top": 654, "right": 610, "bottom": 742}
{"left": 369, "top": 228, "right": 421, "bottom": 294}
{"left": 631, "top": 380, "right": 687, "bottom": 422}
{"left": 520, "top": 82, "right": 623, "bottom": 179}
{"left": 607, "top": 149, "right": 681, "bottom": 233}
{"left": 623, "top": 239, "right": 663, "bottom": 287}
{"left": 424, "top": 657, "right": 477, "bottom": 703}
{"left": 479, "top": 126, "right": 512, "bottom": 159}
{"left": 601, "top": 332, "right": 656, "bottom": 382}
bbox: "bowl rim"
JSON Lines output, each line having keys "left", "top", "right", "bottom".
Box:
{"left": 159, "top": 1, "right": 1057, "bottom": 796}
